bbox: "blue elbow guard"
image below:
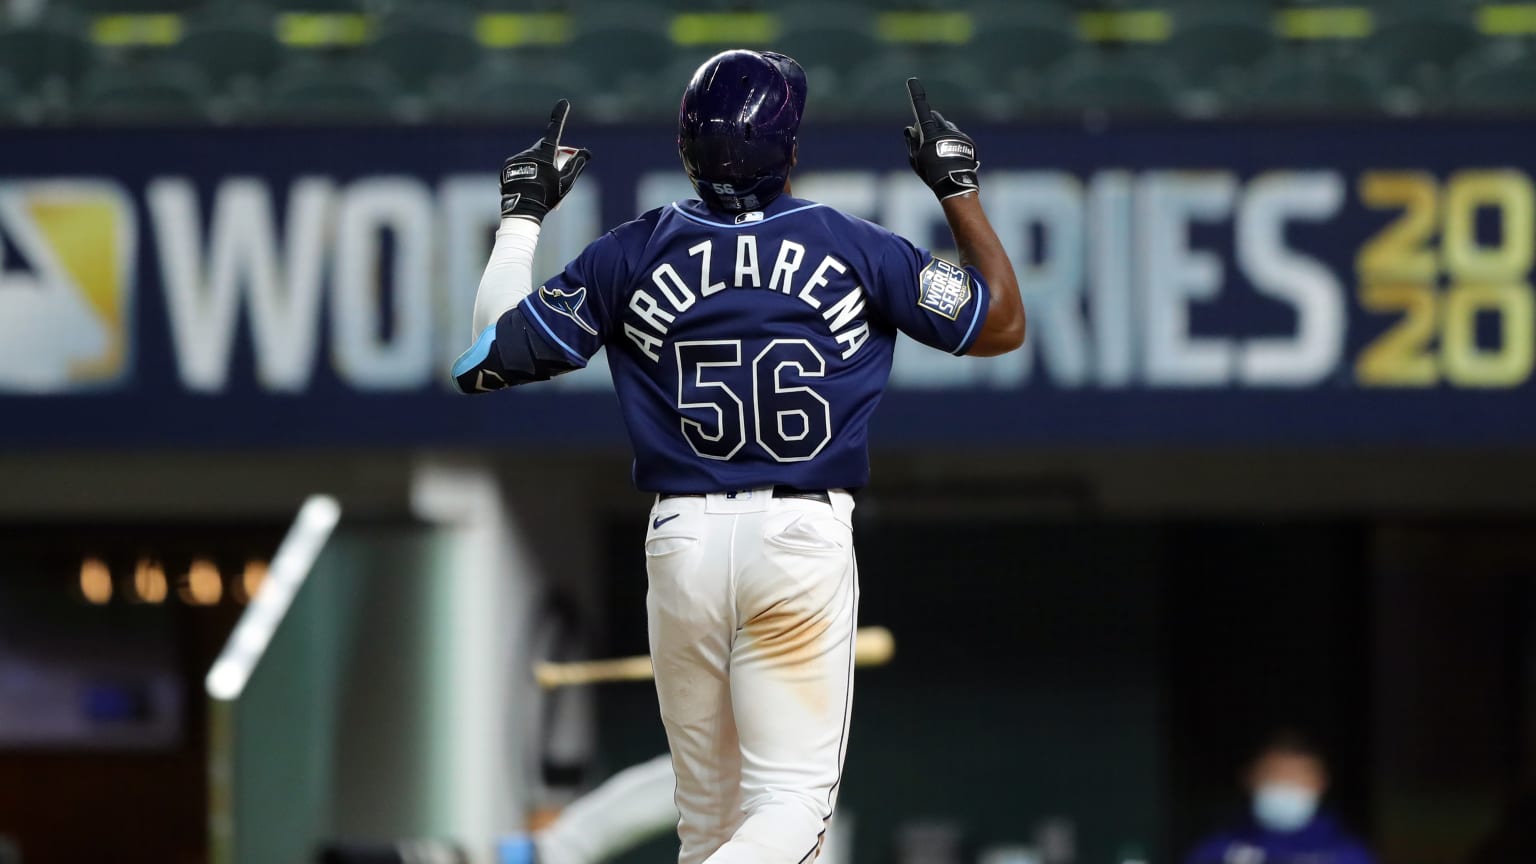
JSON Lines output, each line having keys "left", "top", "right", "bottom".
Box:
{"left": 450, "top": 307, "right": 585, "bottom": 394}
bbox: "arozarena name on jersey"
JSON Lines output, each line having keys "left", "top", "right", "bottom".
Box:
{"left": 622, "top": 237, "right": 870, "bottom": 363}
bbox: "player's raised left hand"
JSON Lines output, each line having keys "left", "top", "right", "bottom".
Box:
{"left": 903, "top": 78, "right": 980, "bottom": 202}
{"left": 501, "top": 99, "right": 593, "bottom": 223}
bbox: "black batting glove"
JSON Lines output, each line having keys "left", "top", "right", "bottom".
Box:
{"left": 903, "top": 78, "right": 980, "bottom": 201}
{"left": 501, "top": 99, "right": 592, "bottom": 223}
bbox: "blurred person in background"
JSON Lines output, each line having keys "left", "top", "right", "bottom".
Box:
{"left": 1186, "top": 731, "right": 1374, "bottom": 864}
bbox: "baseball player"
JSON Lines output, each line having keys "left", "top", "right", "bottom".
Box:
{"left": 452, "top": 49, "right": 1022, "bottom": 864}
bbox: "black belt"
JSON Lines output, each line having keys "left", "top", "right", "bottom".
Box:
{"left": 660, "top": 485, "right": 831, "bottom": 505}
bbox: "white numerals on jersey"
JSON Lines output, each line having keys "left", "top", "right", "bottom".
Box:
{"left": 675, "top": 338, "right": 833, "bottom": 463}
{"left": 752, "top": 339, "right": 831, "bottom": 461}
{"left": 676, "top": 340, "right": 747, "bottom": 460}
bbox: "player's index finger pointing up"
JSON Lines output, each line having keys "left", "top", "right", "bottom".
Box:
{"left": 906, "top": 78, "right": 931, "bottom": 124}
{"left": 545, "top": 99, "right": 571, "bottom": 146}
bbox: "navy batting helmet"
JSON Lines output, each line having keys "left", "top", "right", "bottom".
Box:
{"left": 679, "top": 49, "right": 806, "bottom": 213}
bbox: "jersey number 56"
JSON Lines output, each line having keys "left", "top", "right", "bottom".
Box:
{"left": 676, "top": 339, "right": 831, "bottom": 463}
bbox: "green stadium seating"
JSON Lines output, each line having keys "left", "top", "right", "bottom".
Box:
{"left": 3, "top": 0, "right": 1516, "bottom": 124}
{"left": 1245, "top": 52, "right": 1385, "bottom": 114}
{"left": 839, "top": 54, "right": 1006, "bottom": 120}
{"left": 75, "top": 60, "right": 210, "bottom": 121}
{"left": 68, "top": 0, "right": 205, "bottom": 12}
{"left": 1157, "top": 0, "right": 1272, "bottom": 12}
{"left": 567, "top": 0, "right": 664, "bottom": 29}
{"left": 967, "top": 2, "right": 1078, "bottom": 80}
{"left": 1452, "top": 52, "right": 1536, "bottom": 112}
{"left": 367, "top": 6, "right": 480, "bottom": 92}
{"left": 627, "top": 51, "right": 715, "bottom": 119}
{"left": 1371, "top": 12, "right": 1480, "bottom": 75}
{"left": 437, "top": 61, "right": 599, "bottom": 121}
{"left": 567, "top": 21, "right": 676, "bottom": 93}
{"left": 265, "top": 0, "right": 365, "bottom": 11}
{"left": 869, "top": 0, "right": 972, "bottom": 9}
{"left": 473, "top": 0, "right": 568, "bottom": 11}
{"left": 1367, "top": 0, "right": 1478, "bottom": 13}
{"left": 1369, "top": 11, "right": 1479, "bottom": 107}
{"left": 776, "top": 5, "right": 880, "bottom": 87}
{"left": 1046, "top": 52, "right": 1181, "bottom": 114}
{"left": 0, "top": 18, "right": 93, "bottom": 88}
{"left": 170, "top": 11, "right": 281, "bottom": 89}
{"left": 1165, "top": 7, "right": 1275, "bottom": 82}
{"left": 263, "top": 59, "right": 397, "bottom": 121}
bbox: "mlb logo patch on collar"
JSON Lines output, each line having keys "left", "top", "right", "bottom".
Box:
{"left": 917, "top": 258, "right": 973, "bottom": 320}
{"left": 734, "top": 211, "right": 764, "bottom": 224}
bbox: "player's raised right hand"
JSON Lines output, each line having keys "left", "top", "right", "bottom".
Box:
{"left": 902, "top": 78, "right": 980, "bottom": 202}
{"left": 501, "top": 99, "right": 593, "bottom": 223}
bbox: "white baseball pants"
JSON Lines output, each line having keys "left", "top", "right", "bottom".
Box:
{"left": 644, "top": 488, "right": 859, "bottom": 864}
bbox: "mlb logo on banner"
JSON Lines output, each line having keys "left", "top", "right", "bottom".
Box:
{"left": 0, "top": 181, "right": 136, "bottom": 394}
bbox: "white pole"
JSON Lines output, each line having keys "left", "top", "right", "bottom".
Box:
{"left": 205, "top": 493, "right": 342, "bottom": 702}
{"left": 205, "top": 494, "right": 342, "bottom": 864}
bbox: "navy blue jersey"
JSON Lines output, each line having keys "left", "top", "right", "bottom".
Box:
{"left": 512, "top": 194, "right": 988, "bottom": 493}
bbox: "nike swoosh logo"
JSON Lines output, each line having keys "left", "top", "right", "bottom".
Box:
{"left": 652, "top": 513, "right": 680, "bottom": 529}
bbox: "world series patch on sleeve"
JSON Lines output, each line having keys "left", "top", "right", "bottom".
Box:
{"left": 917, "top": 258, "right": 973, "bottom": 320}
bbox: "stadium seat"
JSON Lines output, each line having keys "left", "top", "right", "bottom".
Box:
{"left": 566, "top": 0, "right": 668, "bottom": 30}
{"left": 437, "top": 61, "right": 599, "bottom": 121}
{"left": 626, "top": 51, "right": 715, "bottom": 121}
{"left": 265, "top": 0, "right": 365, "bottom": 10}
{"left": 868, "top": 0, "right": 971, "bottom": 8}
{"left": 68, "top": 0, "right": 205, "bottom": 11}
{"left": 1452, "top": 52, "right": 1536, "bottom": 112}
{"left": 1165, "top": 7, "right": 1275, "bottom": 83}
{"left": 74, "top": 60, "right": 210, "bottom": 122}
{"left": 0, "top": 18, "right": 93, "bottom": 89}
{"left": 1244, "top": 53, "right": 1386, "bottom": 115}
{"left": 776, "top": 4, "right": 880, "bottom": 86}
{"left": 263, "top": 59, "right": 398, "bottom": 122}
{"left": 473, "top": 0, "right": 567, "bottom": 11}
{"left": 839, "top": 55, "right": 1006, "bottom": 120}
{"left": 1363, "top": 11, "right": 1480, "bottom": 84}
{"left": 367, "top": 6, "right": 480, "bottom": 92}
{"left": 566, "top": 21, "right": 675, "bottom": 94}
{"left": 1046, "top": 52, "right": 1182, "bottom": 115}
{"left": 1367, "top": 0, "right": 1478, "bottom": 12}
{"left": 966, "top": 2, "right": 1078, "bottom": 81}
{"left": 170, "top": 11, "right": 282, "bottom": 90}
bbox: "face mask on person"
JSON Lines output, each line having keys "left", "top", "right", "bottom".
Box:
{"left": 1253, "top": 782, "right": 1318, "bottom": 832}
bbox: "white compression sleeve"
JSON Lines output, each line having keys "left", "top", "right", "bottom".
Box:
{"left": 534, "top": 754, "right": 679, "bottom": 864}
{"left": 471, "top": 216, "right": 541, "bottom": 337}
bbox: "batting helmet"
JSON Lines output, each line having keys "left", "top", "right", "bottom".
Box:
{"left": 679, "top": 49, "right": 807, "bottom": 213}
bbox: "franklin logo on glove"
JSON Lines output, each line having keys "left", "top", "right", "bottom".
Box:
{"left": 503, "top": 162, "right": 539, "bottom": 183}
{"left": 904, "top": 79, "right": 983, "bottom": 201}
{"left": 936, "top": 140, "right": 974, "bottom": 159}
{"left": 498, "top": 99, "right": 593, "bottom": 223}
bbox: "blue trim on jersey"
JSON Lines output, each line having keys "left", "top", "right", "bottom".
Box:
{"left": 669, "top": 201, "right": 825, "bottom": 229}
{"left": 954, "top": 273, "right": 987, "bottom": 356}
{"left": 451, "top": 324, "right": 498, "bottom": 378}
{"left": 519, "top": 298, "right": 587, "bottom": 365}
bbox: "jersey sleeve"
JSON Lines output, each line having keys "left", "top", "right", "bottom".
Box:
{"left": 515, "top": 228, "right": 629, "bottom": 366}
{"left": 863, "top": 229, "right": 990, "bottom": 356}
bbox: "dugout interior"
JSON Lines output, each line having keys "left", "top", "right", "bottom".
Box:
{"left": 0, "top": 447, "right": 1531, "bottom": 864}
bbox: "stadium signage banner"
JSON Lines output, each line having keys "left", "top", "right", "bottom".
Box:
{"left": 1, "top": 123, "right": 1532, "bottom": 446}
